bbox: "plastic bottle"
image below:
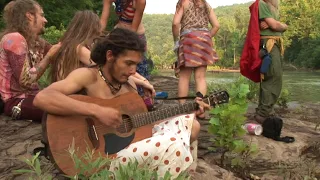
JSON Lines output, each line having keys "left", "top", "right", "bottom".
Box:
{"left": 243, "top": 123, "right": 263, "bottom": 135}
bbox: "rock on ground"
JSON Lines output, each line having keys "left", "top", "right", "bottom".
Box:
{"left": 0, "top": 75, "right": 319, "bottom": 180}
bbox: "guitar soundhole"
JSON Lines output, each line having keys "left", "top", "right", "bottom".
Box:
{"left": 104, "top": 133, "right": 135, "bottom": 155}
{"left": 116, "top": 115, "right": 133, "bottom": 133}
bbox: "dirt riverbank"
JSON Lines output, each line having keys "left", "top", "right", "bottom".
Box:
{"left": 0, "top": 75, "right": 319, "bottom": 179}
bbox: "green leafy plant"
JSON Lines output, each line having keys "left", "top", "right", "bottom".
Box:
{"left": 208, "top": 82, "right": 249, "bottom": 165}
{"left": 277, "top": 88, "right": 290, "bottom": 109}
{"left": 66, "top": 141, "right": 190, "bottom": 180}
{"left": 15, "top": 141, "right": 189, "bottom": 180}
{"left": 13, "top": 152, "right": 53, "bottom": 180}
{"left": 230, "top": 140, "right": 258, "bottom": 176}
{"left": 207, "top": 76, "right": 259, "bottom": 103}
{"left": 42, "top": 26, "right": 65, "bottom": 44}
{"left": 208, "top": 77, "right": 258, "bottom": 177}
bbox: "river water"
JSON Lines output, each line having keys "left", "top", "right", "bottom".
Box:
{"left": 158, "top": 71, "right": 320, "bottom": 102}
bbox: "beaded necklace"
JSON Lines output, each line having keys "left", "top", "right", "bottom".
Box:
{"left": 98, "top": 66, "right": 122, "bottom": 95}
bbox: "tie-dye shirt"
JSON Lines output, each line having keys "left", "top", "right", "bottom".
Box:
{"left": 0, "top": 32, "right": 51, "bottom": 102}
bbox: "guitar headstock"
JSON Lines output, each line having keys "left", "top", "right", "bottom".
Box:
{"left": 205, "top": 90, "right": 229, "bottom": 107}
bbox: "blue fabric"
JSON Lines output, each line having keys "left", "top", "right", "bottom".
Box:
{"left": 136, "top": 34, "right": 150, "bottom": 96}
{"left": 260, "top": 54, "right": 272, "bottom": 74}
{"left": 136, "top": 53, "right": 149, "bottom": 96}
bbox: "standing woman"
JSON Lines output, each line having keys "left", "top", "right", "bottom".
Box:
{"left": 172, "top": 0, "right": 220, "bottom": 104}
{"left": 100, "top": 0, "right": 152, "bottom": 96}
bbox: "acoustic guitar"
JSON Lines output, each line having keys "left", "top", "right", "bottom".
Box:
{"left": 43, "top": 91, "right": 229, "bottom": 176}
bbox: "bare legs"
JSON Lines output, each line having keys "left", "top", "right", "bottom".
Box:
{"left": 178, "top": 67, "right": 193, "bottom": 104}
{"left": 178, "top": 65, "right": 207, "bottom": 142}
{"left": 194, "top": 66, "right": 207, "bottom": 97}
{"left": 178, "top": 66, "right": 207, "bottom": 104}
{"left": 190, "top": 119, "right": 200, "bottom": 143}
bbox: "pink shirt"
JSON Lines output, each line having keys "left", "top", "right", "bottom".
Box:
{"left": 0, "top": 32, "right": 50, "bottom": 102}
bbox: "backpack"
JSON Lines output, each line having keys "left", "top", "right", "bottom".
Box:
{"left": 240, "top": 0, "right": 262, "bottom": 82}
{"left": 262, "top": 117, "right": 295, "bottom": 143}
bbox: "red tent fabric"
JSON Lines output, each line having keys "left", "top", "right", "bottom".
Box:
{"left": 240, "top": 0, "right": 261, "bottom": 82}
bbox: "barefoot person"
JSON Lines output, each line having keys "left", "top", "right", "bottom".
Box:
{"left": 0, "top": 0, "right": 59, "bottom": 122}
{"left": 33, "top": 28, "right": 208, "bottom": 178}
{"left": 172, "top": 0, "right": 220, "bottom": 104}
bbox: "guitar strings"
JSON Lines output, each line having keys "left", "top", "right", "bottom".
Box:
{"left": 93, "top": 117, "right": 133, "bottom": 131}
{"left": 89, "top": 93, "right": 227, "bottom": 132}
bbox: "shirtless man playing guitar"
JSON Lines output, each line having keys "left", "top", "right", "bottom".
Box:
{"left": 33, "top": 28, "right": 212, "bottom": 178}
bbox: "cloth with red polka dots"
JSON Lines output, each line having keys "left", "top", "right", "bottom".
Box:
{"left": 109, "top": 113, "right": 197, "bottom": 178}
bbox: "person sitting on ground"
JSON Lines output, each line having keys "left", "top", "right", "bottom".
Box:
{"left": 49, "top": 10, "right": 155, "bottom": 96}
{"left": 33, "top": 28, "right": 209, "bottom": 178}
{"left": 0, "top": 0, "right": 59, "bottom": 122}
{"left": 50, "top": 10, "right": 102, "bottom": 83}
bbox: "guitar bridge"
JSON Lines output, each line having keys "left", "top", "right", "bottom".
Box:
{"left": 85, "top": 117, "right": 99, "bottom": 149}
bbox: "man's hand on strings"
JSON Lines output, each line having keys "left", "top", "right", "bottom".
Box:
{"left": 94, "top": 106, "right": 122, "bottom": 128}
{"left": 195, "top": 97, "right": 210, "bottom": 119}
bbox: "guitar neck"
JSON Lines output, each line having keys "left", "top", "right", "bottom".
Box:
{"left": 131, "top": 100, "right": 206, "bottom": 128}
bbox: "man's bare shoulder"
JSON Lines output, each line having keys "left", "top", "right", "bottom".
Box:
{"left": 45, "top": 67, "right": 98, "bottom": 95}
{"left": 66, "top": 67, "right": 98, "bottom": 85}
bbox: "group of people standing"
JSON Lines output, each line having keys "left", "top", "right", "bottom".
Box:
{"left": 0, "top": 0, "right": 287, "bottom": 178}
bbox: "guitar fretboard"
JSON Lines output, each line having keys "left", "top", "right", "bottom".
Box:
{"left": 131, "top": 99, "right": 208, "bottom": 128}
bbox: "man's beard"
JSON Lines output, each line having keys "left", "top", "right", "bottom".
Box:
{"left": 34, "top": 18, "right": 45, "bottom": 35}
{"left": 38, "top": 28, "right": 45, "bottom": 35}
{"left": 109, "top": 64, "right": 125, "bottom": 85}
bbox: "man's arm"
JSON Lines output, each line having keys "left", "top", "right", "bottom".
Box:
{"left": 100, "top": 0, "right": 112, "bottom": 31}
{"left": 33, "top": 68, "right": 122, "bottom": 128}
{"left": 131, "top": 0, "right": 146, "bottom": 32}
{"left": 259, "top": 2, "right": 287, "bottom": 32}
{"left": 33, "top": 68, "right": 97, "bottom": 116}
{"left": 263, "top": 18, "right": 287, "bottom": 32}
{"left": 30, "top": 43, "right": 61, "bottom": 80}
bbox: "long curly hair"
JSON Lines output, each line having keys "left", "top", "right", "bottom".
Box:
{"left": 90, "top": 28, "right": 145, "bottom": 65}
{"left": 0, "top": 0, "right": 40, "bottom": 48}
{"left": 50, "top": 10, "right": 101, "bottom": 82}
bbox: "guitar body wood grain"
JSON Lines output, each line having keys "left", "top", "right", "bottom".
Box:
{"left": 44, "top": 92, "right": 150, "bottom": 176}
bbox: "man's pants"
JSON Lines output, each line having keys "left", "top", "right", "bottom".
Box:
{"left": 256, "top": 43, "right": 283, "bottom": 117}
{"left": 4, "top": 95, "right": 43, "bottom": 122}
